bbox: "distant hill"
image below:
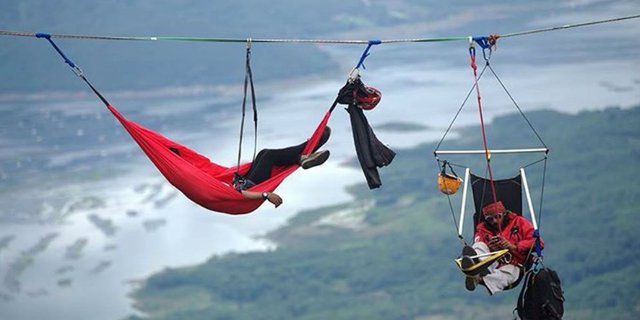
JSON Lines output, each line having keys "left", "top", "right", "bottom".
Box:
{"left": 0, "top": 0, "right": 574, "bottom": 95}
{"left": 0, "top": 0, "right": 441, "bottom": 94}
{"left": 126, "top": 106, "right": 640, "bottom": 319}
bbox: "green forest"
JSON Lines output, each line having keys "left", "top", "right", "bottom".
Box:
{"left": 127, "top": 106, "right": 640, "bottom": 320}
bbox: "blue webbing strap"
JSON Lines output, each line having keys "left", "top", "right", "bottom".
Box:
{"left": 36, "top": 32, "right": 109, "bottom": 106}
{"left": 355, "top": 39, "right": 381, "bottom": 70}
{"left": 533, "top": 229, "right": 543, "bottom": 258}
{"left": 472, "top": 35, "right": 496, "bottom": 62}
{"left": 472, "top": 36, "right": 492, "bottom": 49}
{"left": 36, "top": 33, "right": 78, "bottom": 70}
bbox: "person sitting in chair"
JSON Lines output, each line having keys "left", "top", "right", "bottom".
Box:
{"left": 462, "top": 201, "right": 543, "bottom": 294}
{"left": 233, "top": 126, "right": 332, "bottom": 208}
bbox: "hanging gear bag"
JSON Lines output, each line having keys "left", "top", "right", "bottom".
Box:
{"left": 516, "top": 267, "right": 565, "bottom": 320}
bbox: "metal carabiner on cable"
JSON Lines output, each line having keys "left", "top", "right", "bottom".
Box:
{"left": 71, "top": 65, "right": 84, "bottom": 78}
{"left": 471, "top": 36, "right": 493, "bottom": 62}
{"left": 348, "top": 67, "right": 360, "bottom": 83}
{"left": 482, "top": 48, "right": 492, "bottom": 62}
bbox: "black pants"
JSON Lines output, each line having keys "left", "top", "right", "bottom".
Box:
{"left": 244, "top": 141, "right": 306, "bottom": 185}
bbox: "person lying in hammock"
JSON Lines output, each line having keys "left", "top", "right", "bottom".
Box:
{"left": 232, "top": 126, "right": 332, "bottom": 208}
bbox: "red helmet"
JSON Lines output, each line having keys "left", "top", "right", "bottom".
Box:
{"left": 355, "top": 85, "right": 382, "bottom": 110}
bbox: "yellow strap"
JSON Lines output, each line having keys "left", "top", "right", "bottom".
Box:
{"left": 454, "top": 249, "right": 509, "bottom": 273}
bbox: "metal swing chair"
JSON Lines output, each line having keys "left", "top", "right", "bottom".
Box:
{"left": 445, "top": 161, "right": 546, "bottom": 289}
{"left": 434, "top": 36, "right": 548, "bottom": 290}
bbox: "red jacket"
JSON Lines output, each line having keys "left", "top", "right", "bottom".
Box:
{"left": 474, "top": 212, "right": 543, "bottom": 266}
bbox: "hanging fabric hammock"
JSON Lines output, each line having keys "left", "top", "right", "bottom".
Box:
{"left": 108, "top": 104, "right": 331, "bottom": 214}
{"left": 37, "top": 33, "right": 334, "bottom": 215}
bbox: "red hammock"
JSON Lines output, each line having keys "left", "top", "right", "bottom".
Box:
{"left": 107, "top": 104, "right": 332, "bottom": 215}
{"left": 34, "top": 35, "right": 335, "bottom": 214}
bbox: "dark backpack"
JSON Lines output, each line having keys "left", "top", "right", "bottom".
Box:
{"left": 516, "top": 267, "right": 565, "bottom": 320}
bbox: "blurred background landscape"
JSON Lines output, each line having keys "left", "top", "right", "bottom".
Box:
{"left": 1, "top": 1, "right": 639, "bottom": 319}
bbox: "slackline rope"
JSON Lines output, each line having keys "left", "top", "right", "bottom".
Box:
{"left": 35, "top": 33, "right": 109, "bottom": 106}
{"left": 1, "top": 14, "right": 638, "bottom": 44}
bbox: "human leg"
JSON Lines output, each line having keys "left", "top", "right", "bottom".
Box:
{"left": 300, "top": 126, "right": 331, "bottom": 168}
{"left": 480, "top": 264, "right": 520, "bottom": 295}
{"left": 244, "top": 126, "right": 331, "bottom": 184}
{"left": 300, "top": 150, "right": 330, "bottom": 169}
{"left": 312, "top": 126, "right": 331, "bottom": 153}
{"left": 461, "top": 245, "right": 480, "bottom": 290}
{"left": 470, "top": 242, "right": 520, "bottom": 294}
{"left": 244, "top": 147, "right": 301, "bottom": 185}
{"left": 462, "top": 242, "right": 498, "bottom": 291}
